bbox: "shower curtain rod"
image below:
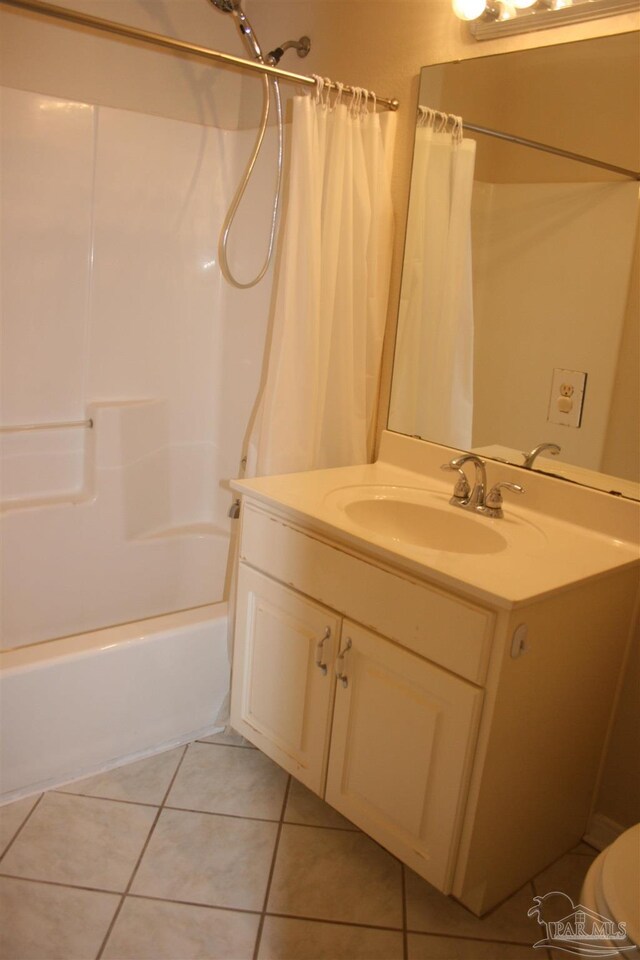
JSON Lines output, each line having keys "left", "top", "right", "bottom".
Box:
{"left": 463, "top": 120, "right": 640, "bottom": 180}
{"left": 1, "top": 0, "right": 400, "bottom": 111}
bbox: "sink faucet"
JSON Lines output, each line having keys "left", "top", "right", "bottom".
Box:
{"left": 445, "top": 454, "right": 487, "bottom": 508}
{"left": 522, "top": 442, "right": 561, "bottom": 469}
{"left": 442, "top": 455, "right": 524, "bottom": 518}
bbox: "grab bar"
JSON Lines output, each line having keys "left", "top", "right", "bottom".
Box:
{"left": 0, "top": 418, "right": 94, "bottom": 434}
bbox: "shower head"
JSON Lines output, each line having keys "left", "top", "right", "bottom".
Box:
{"left": 206, "top": 0, "right": 265, "bottom": 61}
{"left": 208, "top": 0, "right": 239, "bottom": 12}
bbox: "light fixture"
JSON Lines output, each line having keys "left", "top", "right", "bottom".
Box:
{"left": 451, "top": 0, "right": 487, "bottom": 20}
{"left": 453, "top": 0, "right": 639, "bottom": 39}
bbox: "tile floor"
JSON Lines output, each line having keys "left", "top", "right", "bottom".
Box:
{"left": 0, "top": 732, "right": 598, "bottom": 960}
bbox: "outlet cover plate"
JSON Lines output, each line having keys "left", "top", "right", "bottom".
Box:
{"left": 548, "top": 368, "right": 587, "bottom": 427}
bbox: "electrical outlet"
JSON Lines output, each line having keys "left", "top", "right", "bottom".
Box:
{"left": 548, "top": 368, "right": 587, "bottom": 428}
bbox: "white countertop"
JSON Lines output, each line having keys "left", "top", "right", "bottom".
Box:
{"left": 232, "top": 433, "right": 639, "bottom": 609}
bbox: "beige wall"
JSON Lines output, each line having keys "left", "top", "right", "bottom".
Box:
{"left": 0, "top": 0, "right": 251, "bottom": 129}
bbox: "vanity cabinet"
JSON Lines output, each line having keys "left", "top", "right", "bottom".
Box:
{"left": 233, "top": 565, "right": 339, "bottom": 795}
{"left": 231, "top": 496, "right": 638, "bottom": 915}
{"left": 232, "top": 504, "right": 486, "bottom": 892}
{"left": 324, "top": 620, "right": 482, "bottom": 889}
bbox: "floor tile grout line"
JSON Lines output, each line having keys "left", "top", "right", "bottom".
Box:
{"left": 127, "top": 892, "right": 262, "bottom": 916}
{"left": 0, "top": 872, "right": 134, "bottom": 898}
{"left": 195, "top": 739, "right": 256, "bottom": 749}
{"left": 161, "top": 802, "right": 358, "bottom": 831}
{"left": 93, "top": 811, "right": 162, "bottom": 960}
{"left": 404, "top": 928, "right": 539, "bottom": 947}
{"left": 0, "top": 792, "right": 44, "bottom": 865}
{"left": 162, "top": 804, "right": 282, "bottom": 824}
{"left": 0, "top": 872, "right": 265, "bottom": 916}
{"left": 263, "top": 911, "right": 404, "bottom": 934}
{"left": 49, "top": 790, "right": 161, "bottom": 809}
{"left": 252, "top": 774, "right": 292, "bottom": 960}
{"left": 158, "top": 743, "right": 190, "bottom": 809}
{"left": 94, "top": 743, "right": 190, "bottom": 960}
{"left": 277, "top": 817, "right": 360, "bottom": 834}
{"left": 401, "top": 863, "right": 409, "bottom": 960}
{"left": 282, "top": 820, "right": 358, "bottom": 832}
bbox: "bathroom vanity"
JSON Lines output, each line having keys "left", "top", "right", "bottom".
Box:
{"left": 230, "top": 433, "right": 639, "bottom": 915}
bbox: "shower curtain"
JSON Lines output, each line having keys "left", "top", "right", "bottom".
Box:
{"left": 389, "top": 114, "right": 476, "bottom": 448}
{"left": 247, "top": 89, "right": 396, "bottom": 476}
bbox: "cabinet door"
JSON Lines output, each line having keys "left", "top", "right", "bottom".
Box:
{"left": 325, "top": 621, "right": 483, "bottom": 893}
{"left": 231, "top": 564, "right": 340, "bottom": 794}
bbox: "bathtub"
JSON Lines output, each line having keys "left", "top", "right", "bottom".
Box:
{"left": 0, "top": 603, "right": 230, "bottom": 803}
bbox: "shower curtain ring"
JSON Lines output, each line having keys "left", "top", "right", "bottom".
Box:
{"left": 312, "top": 74, "right": 323, "bottom": 104}
{"left": 323, "top": 76, "right": 332, "bottom": 108}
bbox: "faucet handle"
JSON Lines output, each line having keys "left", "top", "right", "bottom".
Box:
{"left": 441, "top": 462, "right": 471, "bottom": 499}
{"left": 485, "top": 481, "right": 525, "bottom": 514}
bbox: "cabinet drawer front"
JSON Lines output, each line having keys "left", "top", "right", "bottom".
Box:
{"left": 240, "top": 503, "right": 494, "bottom": 685}
{"left": 231, "top": 564, "right": 340, "bottom": 794}
{"left": 326, "top": 621, "right": 483, "bottom": 893}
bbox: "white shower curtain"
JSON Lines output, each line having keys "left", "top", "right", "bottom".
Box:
{"left": 247, "top": 91, "right": 396, "bottom": 476}
{"left": 389, "top": 119, "right": 476, "bottom": 449}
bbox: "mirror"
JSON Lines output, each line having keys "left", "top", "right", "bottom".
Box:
{"left": 389, "top": 33, "right": 640, "bottom": 499}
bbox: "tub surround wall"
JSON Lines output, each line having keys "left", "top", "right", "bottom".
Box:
{"left": 0, "top": 84, "right": 271, "bottom": 466}
{"left": 0, "top": 85, "right": 275, "bottom": 644}
{"left": 0, "top": 19, "right": 278, "bottom": 808}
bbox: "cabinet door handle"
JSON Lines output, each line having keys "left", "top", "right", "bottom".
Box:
{"left": 315, "top": 626, "right": 331, "bottom": 675}
{"left": 335, "top": 637, "right": 352, "bottom": 688}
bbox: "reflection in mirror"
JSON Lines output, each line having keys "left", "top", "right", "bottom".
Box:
{"left": 388, "top": 33, "right": 640, "bottom": 500}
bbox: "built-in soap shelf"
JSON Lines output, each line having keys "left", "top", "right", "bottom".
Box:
{"left": 0, "top": 399, "right": 166, "bottom": 515}
{"left": 0, "top": 399, "right": 227, "bottom": 647}
{"left": 0, "top": 421, "right": 91, "bottom": 513}
{"left": 0, "top": 399, "right": 206, "bottom": 537}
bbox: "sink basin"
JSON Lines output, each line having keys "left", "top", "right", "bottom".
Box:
{"left": 324, "top": 484, "right": 547, "bottom": 556}
{"left": 342, "top": 496, "right": 508, "bottom": 554}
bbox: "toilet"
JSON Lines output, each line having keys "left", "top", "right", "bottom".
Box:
{"left": 580, "top": 824, "right": 640, "bottom": 952}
